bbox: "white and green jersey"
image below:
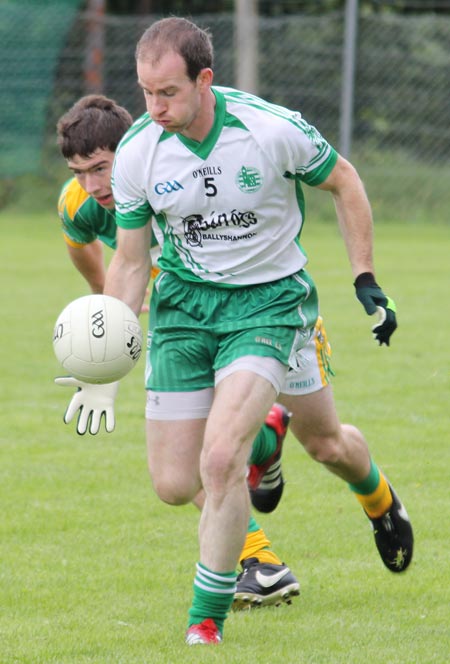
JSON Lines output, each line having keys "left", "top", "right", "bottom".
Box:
{"left": 112, "top": 86, "right": 337, "bottom": 286}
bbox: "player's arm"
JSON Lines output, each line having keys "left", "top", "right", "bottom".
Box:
{"left": 316, "top": 154, "right": 374, "bottom": 278}
{"left": 66, "top": 239, "right": 106, "bottom": 294}
{"left": 56, "top": 226, "right": 150, "bottom": 436}
{"left": 104, "top": 221, "right": 152, "bottom": 317}
{"left": 317, "top": 154, "right": 397, "bottom": 346}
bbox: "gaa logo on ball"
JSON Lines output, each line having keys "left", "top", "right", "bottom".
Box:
{"left": 53, "top": 294, "right": 143, "bottom": 383}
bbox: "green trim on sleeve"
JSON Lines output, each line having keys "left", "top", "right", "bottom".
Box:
{"left": 116, "top": 202, "right": 153, "bottom": 229}
{"left": 302, "top": 147, "right": 338, "bottom": 187}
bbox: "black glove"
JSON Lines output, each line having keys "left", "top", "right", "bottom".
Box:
{"left": 354, "top": 272, "right": 397, "bottom": 346}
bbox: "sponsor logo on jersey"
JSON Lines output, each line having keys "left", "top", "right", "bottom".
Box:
{"left": 235, "top": 166, "right": 263, "bottom": 193}
{"left": 154, "top": 180, "right": 184, "bottom": 195}
{"left": 192, "top": 165, "right": 222, "bottom": 178}
{"left": 183, "top": 210, "right": 257, "bottom": 247}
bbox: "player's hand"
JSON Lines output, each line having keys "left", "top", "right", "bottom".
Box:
{"left": 354, "top": 272, "right": 397, "bottom": 346}
{"left": 55, "top": 376, "right": 119, "bottom": 435}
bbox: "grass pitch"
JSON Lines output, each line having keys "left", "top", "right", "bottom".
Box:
{"left": 0, "top": 210, "right": 449, "bottom": 663}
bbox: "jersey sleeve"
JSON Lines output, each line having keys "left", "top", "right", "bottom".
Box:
{"left": 222, "top": 89, "right": 338, "bottom": 190}
{"left": 112, "top": 120, "right": 155, "bottom": 230}
{"left": 287, "top": 112, "right": 338, "bottom": 187}
{"left": 57, "top": 178, "right": 97, "bottom": 247}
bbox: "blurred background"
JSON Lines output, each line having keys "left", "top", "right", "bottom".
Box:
{"left": 1, "top": 0, "right": 449, "bottom": 222}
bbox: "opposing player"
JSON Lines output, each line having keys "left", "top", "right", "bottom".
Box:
{"left": 55, "top": 94, "right": 300, "bottom": 609}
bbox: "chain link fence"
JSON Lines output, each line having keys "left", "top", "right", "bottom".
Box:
{"left": 1, "top": 4, "right": 449, "bottom": 222}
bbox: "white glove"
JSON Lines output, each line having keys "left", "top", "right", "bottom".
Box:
{"left": 55, "top": 377, "right": 119, "bottom": 435}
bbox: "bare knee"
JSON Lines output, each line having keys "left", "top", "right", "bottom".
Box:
{"left": 151, "top": 478, "right": 198, "bottom": 505}
{"left": 296, "top": 423, "right": 366, "bottom": 467}
{"left": 303, "top": 433, "right": 343, "bottom": 465}
{"left": 201, "top": 443, "right": 246, "bottom": 496}
{"left": 145, "top": 418, "right": 204, "bottom": 506}
{"left": 149, "top": 467, "right": 201, "bottom": 506}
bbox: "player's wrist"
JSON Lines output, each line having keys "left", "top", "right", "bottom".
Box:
{"left": 353, "top": 272, "right": 378, "bottom": 289}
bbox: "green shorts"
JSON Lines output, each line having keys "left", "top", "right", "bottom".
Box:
{"left": 145, "top": 270, "right": 319, "bottom": 391}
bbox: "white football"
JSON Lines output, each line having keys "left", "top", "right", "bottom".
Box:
{"left": 53, "top": 294, "right": 143, "bottom": 384}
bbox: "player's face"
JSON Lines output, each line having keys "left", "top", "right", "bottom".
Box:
{"left": 67, "top": 148, "right": 115, "bottom": 209}
{"left": 137, "top": 50, "right": 214, "bottom": 141}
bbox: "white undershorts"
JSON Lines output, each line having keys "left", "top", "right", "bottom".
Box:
{"left": 145, "top": 354, "right": 287, "bottom": 420}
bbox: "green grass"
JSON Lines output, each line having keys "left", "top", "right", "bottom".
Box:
{"left": 0, "top": 210, "right": 449, "bottom": 663}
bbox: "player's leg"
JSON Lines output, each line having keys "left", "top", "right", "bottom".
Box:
{"left": 145, "top": 386, "right": 236, "bottom": 644}
{"left": 200, "top": 370, "right": 276, "bottom": 570}
{"left": 194, "top": 404, "right": 300, "bottom": 612}
{"left": 250, "top": 316, "right": 413, "bottom": 572}
{"left": 146, "top": 375, "right": 297, "bottom": 639}
{"left": 146, "top": 389, "right": 299, "bottom": 614}
{"left": 192, "top": 494, "right": 286, "bottom": 570}
{"left": 211, "top": 273, "right": 317, "bottom": 616}
{"left": 233, "top": 404, "right": 300, "bottom": 610}
{"left": 247, "top": 403, "right": 290, "bottom": 511}
{"left": 281, "top": 386, "right": 413, "bottom": 572}
{"left": 145, "top": 386, "right": 213, "bottom": 504}
{"left": 276, "top": 316, "right": 413, "bottom": 573}
{"left": 249, "top": 315, "right": 334, "bottom": 513}
{"left": 145, "top": 416, "right": 205, "bottom": 504}
{"left": 281, "top": 385, "right": 371, "bottom": 482}
{"left": 186, "top": 368, "right": 278, "bottom": 644}
{"left": 151, "top": 269, "right": 316, "bottom": 643}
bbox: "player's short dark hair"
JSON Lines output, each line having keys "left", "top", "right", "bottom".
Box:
{"left": 56, "top": 95, "right": 133, "bottom": 159}
{"left": 135, "top": 17, "right": 213, "bottom": 82}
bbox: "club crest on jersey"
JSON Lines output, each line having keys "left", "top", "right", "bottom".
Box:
{"left": 235, "top": 166, "right": 263, "bottom": 193}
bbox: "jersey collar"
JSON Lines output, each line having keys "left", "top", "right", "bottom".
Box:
{"left": 175, "top": 88, "right": 225, "bottom": 160}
